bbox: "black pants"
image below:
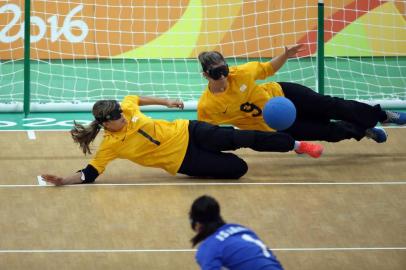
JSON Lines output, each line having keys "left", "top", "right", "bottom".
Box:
{"left": 279, "top": 82, "right": 388, "bottom": 142}
{"left": 178, "top": 121, "right": 295, "bottom": 179}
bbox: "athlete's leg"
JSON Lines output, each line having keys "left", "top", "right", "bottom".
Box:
{"left": 187, "top": 120, "right": 323, "bottom": 158}
{"left": 187, "top": 120, "right": 295, "bottom": 152}
{"left": 178, "top": 139, "right": 248, "bottom": 179}
{"left": 285, "top": 119, "right": 366, "bottom": 142}
{"left": 279, "top": 82, "right": 387, "bottom": 129}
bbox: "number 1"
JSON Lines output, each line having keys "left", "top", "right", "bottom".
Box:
{"left": 241, "top": 234, "right": 271, "bottom": 258}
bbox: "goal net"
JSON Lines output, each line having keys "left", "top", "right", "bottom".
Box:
{"left": 323, "top": 0, "right": 406, "bottom": 108}
{"left": 0, "top": 0, "right": 405, "bottom": 112}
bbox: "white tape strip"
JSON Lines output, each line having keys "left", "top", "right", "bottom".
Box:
{"left": 37, "top": 175, "right": 47, "bottom": 186}
{"left": 27, "top": 130, "right": 36, "bottom": 140}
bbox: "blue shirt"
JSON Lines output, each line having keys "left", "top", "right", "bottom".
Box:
{"left": 195, "top": 224, "right": 284, "bottom": 270}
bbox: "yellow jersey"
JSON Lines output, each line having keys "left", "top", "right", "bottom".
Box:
{"left": 197, "top": 61, "right": 284, "bottom": 131}
{"left": 89, "top": 95, "right": 189, "bottom": 175}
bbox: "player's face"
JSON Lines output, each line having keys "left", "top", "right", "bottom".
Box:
{"left": 207, "top": 63, "right": 229, "bottom": 80}
{"left": 204, "top": 63, "right": 229, "bottom": 91}
{"left": 103, "top": 113, "right": 127, "bottom": 131}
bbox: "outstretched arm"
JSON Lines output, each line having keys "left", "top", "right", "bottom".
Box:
{"left": 41, "top": 173, "right": 82, "bottom": 186}
{"left": 138, "top": 96, "right": 184, "bottom": 109}
{"left": 270, "top": 44, "right": 305, "bottom": 73}
{"left": 41, "top": 164, "right": 100, "bottom": 186}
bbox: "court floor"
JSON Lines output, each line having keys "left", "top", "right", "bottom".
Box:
{"left": 0, "top": 127, "right": 405, "bottom": 270}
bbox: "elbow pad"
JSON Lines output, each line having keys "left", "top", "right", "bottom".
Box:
{"left": 78, "top": 164, "right": 99, "bottom": 183}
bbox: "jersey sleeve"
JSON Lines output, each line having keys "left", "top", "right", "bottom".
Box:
{"left": 121, "top": 95, "right": 140, "bottom": 114}
{"left": 88, "top": 139, "right": 118, "bottom": 174}
{"left": 239, "top": 61, "right": 275, "bottom": 80}
{"left": 196, "top": 242, "right": 223, "bottom": 270}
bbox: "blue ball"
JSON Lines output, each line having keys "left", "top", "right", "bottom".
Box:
{"left": 263, "top": 97, "right": 296, "bottom": 131}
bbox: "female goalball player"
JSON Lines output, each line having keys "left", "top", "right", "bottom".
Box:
{"left": 41, "top": 95, "right": 323, "bottom": 185}
{"left": 197, "top": 45, "right": 406, "bottom": 145}
{"left": 190, "top": 195, "right": 284, "bottom": 270}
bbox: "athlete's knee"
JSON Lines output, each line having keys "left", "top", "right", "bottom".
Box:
{"left": 226, "top": 156, "right": 248, "bottom": 179}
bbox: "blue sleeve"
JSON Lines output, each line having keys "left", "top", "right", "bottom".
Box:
{"left": 196, "top": 242, "right": 223, "bottom": 270}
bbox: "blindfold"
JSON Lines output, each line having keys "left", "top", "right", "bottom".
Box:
{"left": 207, "top": 64, "right": 229, "bottom": 80}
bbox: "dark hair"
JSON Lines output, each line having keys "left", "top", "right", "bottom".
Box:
{"left": 70, "top": 100, "right": 118, "bottom": 155}
{"left": 190, "top": 195, "right": 225, "bottom": 246}
{"left": 198, "top": 51, "right": 226, "bottom": 72}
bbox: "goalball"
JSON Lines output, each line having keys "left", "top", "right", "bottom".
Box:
{"left": 263, "top": 97, "right": 296, "bottom": 131}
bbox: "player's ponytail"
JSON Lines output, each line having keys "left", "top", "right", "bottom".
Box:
{"left": 191, "top": 219, "right": 225, "bottom": 247}
{"left": 71, "top": 120, "right": 101, "bottom": 155}
{"left": 70, "top": 99, "right": 117, "bottom": 155}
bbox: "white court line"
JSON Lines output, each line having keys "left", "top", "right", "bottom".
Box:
{"left": 36, "top": 176, "right": 47, "bottom": 186}
{"left": 0, "top": 181, "right": 406, "bottom": 188}
{"left": 0, "top": 247, "right": 405, "bottom": 253}
{"left": 27, "top": 130, "right": 36, "bottom": 140}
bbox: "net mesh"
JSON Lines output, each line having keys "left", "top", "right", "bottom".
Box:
{"left": 1, "top": 0, "right": 405, "bottom": 111}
